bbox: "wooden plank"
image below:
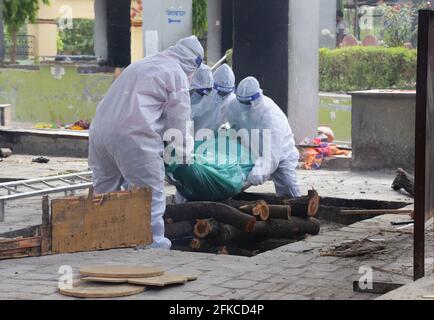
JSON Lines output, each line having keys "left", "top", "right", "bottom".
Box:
{"left": 40, "top": 196, "right": 52, "bottom": 255}
{"left": 0, "top": 236, "right": 41, "bottom": 251}
{"left": 58, "top": 282, "right": 145, "bottom": 299}
{"left": 81, "top": 277, "right": 129, "bottom": 284}
{"left": 0, "top": 236, "right": 41, "bottom": 260}
{"left": 79, "top": 265, "right": 164, "bottom": 279}
{"left": 128, "top": 274, "right": 188, "bottom": 287}
{"left": 82, "top": 273, "right": 197, "bottom": 286}
{"left": 51, "top": 187, "right": 153, "bottom": 254}
{"left": 340, "top": 209, "right": 414, "bottom": 216}
{"left": 353, "top": 281, "right": 404, "bottom": 294}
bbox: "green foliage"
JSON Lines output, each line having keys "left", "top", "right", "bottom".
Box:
{"left": 319, "top": 46, "right": 417, "bottom": 92}
{"left": 192, "top": 0, "right": 207, "bottom": 39}
{"left": 380, "top": 1, "right": 431, "bottom": 47}
{"left": 3, "top": 0, "right": 49, "bottom": 34}
{"left": 225, "top": 49, "right": 233, "bottom": 67}
{"left": 58, "top": 19, "right": 95, "bottom": 55}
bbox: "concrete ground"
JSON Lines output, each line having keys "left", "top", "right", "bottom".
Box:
{"left": 0, "top": 155, "right": 432, "bottom": 300}
{"left": 377, "top": 275, "right": 434, "bottom": 300}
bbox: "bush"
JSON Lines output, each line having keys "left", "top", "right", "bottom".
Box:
{"left": 319, "top": 46, "right": 417, "bottom": 92}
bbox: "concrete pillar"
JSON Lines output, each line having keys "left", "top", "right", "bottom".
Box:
{"left": 106, "top": 0, "right": 131, "bottom": 68}
{"left": 221, "top": 0, "right": 234, "bottom": 56}
{"left": 94, "top": 0, "right": 131, "bottom": 67}
{"left": 206, "top": 0, "right": 222, "bottom": 65}
{"left": 233, "top": 0, "right": 319, "bottom": 142}
{"left": 142, "top": 0, "right": 192, "bottom": 57}
{"left": 319, "top": 0, "right": 337, "bottom": 48}
{"left": 0, "top": 0, "right": 4, "bottom": 62}
{"left": 288, "top": 0, "right": 319, "bottom": 141}
{"left": 94, "top": 0, "right": 108, "bottom": 62}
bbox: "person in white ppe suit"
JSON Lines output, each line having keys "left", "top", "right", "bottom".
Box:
{"left": 190, "top": 64, "right": 214, "bottom": 106}
{"left": 89, "top": 36, "right": 204, "bottom": 249}
{"left": 227, "top": 76, "right": 301, "bottom": 198}
{"left": 192, "top": 63, "right": 236, "bottom": 135}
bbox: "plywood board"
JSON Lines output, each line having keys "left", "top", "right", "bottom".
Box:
{"left": 51, "top": 188, "right": 152, "bottom": 254}
{"left": 80, "top": 265, "right": 165, "bottom": 278}
{"left": 82, "top": 273, "right": 197, "bottom": 287}
{"left": 81, "top": 277, "right": 129, "bottom": 284}
{"left": 128, "top": 274, "right": 188, "bottom": 287}
{"left": 58, "top": 281, "right": 145, "bottom": 298}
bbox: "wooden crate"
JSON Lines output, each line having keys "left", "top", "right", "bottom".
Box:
{"left": 51, "top": 188, "right": 152, "bottom": 254}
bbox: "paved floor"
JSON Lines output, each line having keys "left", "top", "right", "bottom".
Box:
{"left": 378, "top": 275, "right": 434, "bottom": 300}
{"left": 1, "top": 155, "right": 430, "bottom": 300}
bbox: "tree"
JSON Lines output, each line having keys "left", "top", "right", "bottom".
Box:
{"left": 2, "top": 0, "right": 49, "bottom": 64}
{"left": 192, "top": 0, "right": 207, "bottom": 42}
{"left": 58, "top": 19, "right": 95, "bottom": 55}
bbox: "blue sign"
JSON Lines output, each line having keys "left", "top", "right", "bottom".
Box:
{"left": 166, "top": 9, "right": 185, "bottom": 24}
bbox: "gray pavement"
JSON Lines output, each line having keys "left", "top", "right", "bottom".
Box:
{"left": 0, "top": 155, "right": 430, "bottom": 300}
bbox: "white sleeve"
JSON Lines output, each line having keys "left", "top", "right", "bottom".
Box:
{"left": 247, "top": 122, "right": 283, "bottom": 186}
{"left": 164, "top": 73, "right": 194, "bottom": 164}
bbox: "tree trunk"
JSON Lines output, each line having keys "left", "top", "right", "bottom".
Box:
{"left": 164, "top": 202, "right": 256, "bottom": 233}
{"left": 10, "top": 28, "right": 17, "bottom": 64}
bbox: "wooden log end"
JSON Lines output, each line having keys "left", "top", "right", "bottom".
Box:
{"left": 254, "top": 200, "right": 270, "bottom": 221}
{"left": 307, "top": 189, "right": 320, "bottom": 217}
{"left": 194, "top": 219, "right": 212, "bottom": 239}
{"left": 190, "top": 238, "right": 202, "bottom": 250}
{"left": 165, "top": 218, "right": 174, "bottom": 224}
{"left": 218, "top": 246, "right": 229, "bottom": 255}
{"left": 245, "top": 219, "right": 256, "bottom": 233}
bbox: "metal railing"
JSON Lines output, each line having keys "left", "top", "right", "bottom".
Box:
{"left": 0, "top": 172, "right": 93, "bottom": 222}
{"left": 4, "top": 35, "right": 36, "bottom": 60}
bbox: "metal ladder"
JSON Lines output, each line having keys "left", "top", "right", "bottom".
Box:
{"left": 0, "top": 172, "right": 93, "bottom": 222}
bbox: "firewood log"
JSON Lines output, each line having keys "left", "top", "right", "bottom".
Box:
{"left": 234, "top": 189, "right": 320, "bottom": 217}
{"left": 165, "top": 220, "right": 195, "bottom": 240}
{"left": 164, "top": 202, "right": 256, "bottom": 232}
{"left": 252, "top": 218, "right": 321, "bottom": 239}
{"left": 222, "top": 199, "right": 270, "bottom": 221}
{"left": 194, "top": 217, "right": 321, "bottom": 245}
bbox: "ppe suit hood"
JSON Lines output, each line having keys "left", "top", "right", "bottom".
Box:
{"left": 166, "top": 36, "right": 204, "bottom": 77}
{"left": 191, "top": 64, "right": 214, "bottom": 90}
{"left": 236, "top": 76, "right": 264, "bottom": 111}
{"left": 213, "top": 64, "right": 235, "bottom": 92}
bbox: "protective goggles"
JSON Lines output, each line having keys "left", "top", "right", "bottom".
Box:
{"left": 196, "top": 88, "right": 212, "bottom": 96}
{"left": 236, "top": 92, "right": 261, "bottom": 103}
{"left": 195, "top": 56, "right": 203, "bottom": 67}
{"left": 214, "top": 84, "right": 235, "bottom": 93}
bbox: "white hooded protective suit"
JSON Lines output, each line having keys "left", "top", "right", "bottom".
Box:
{"left": 89, "top": 36, "right": 204, "bottom": 249}
{"left": 192, "top": 64, "right": 236, "bottom": 135}
{"left": 227, "top": 77, "right": 301, "bottom": 198}
{"left": 190, "top": 64, "right": 214, "bottom": 114}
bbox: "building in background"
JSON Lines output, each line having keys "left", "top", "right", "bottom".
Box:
{"left": 17, "top": 0, "right": 143, "bottom": 62}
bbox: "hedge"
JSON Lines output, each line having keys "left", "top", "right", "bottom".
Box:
{"left": 319, "top": 46, "right": 417, "bottom": 92}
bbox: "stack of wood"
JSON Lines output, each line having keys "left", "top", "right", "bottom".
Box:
{"left": 164, "top": 190, "right": 321, "bottom": 256}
